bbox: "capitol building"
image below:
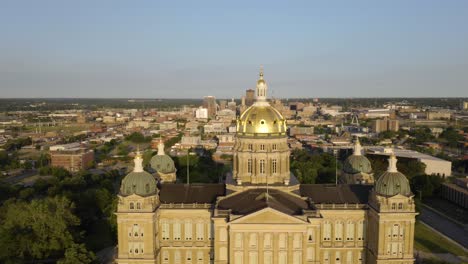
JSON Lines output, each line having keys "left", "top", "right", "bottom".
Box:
{"left": 115, "top": 70, "right": 417, "bottom": 264}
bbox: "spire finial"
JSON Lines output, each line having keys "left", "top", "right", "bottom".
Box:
{"left": 387, "top": 148, "right": 398, "bottom": 173}
{"left": 133, "top": 147, "right": 144, "bottom": 172}
{"left": 354, "top": 136, "right": 362, "bottom": 156}
{"left": 255, "top": 65, "right": 268, "bottom": 103}
{"left": 157, "top": 137, "right": 165, "bottom": 156}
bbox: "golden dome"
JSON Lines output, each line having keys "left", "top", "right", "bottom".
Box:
{"left": 237, "top": 104, "right": 286, "bottom": 136}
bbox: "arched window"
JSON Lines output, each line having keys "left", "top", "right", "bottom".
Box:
{"left": 136, "top": 202, "right": 141, "bottom": 209}
{"left": 130, "top": 202, "right": 134, "bottom": 209}
{"left": 391, "top": 203, "right": 396, "bottom": 210}
{"left": 398, "top": 203, "right": 403, "bottom": 209}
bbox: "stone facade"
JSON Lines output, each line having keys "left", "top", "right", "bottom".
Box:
{"left": 115, "top": 69, "right": 416, "bottom": 264}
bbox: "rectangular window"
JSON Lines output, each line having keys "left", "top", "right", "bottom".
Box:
{"left": 235, "top": 233, "right": 243, "bottom": 248}
{"left": 357, "top": 221, "right": 365, "bottom": 241}
{"left": 260, "top": 144, "right": 265, "bottom": 150}
{"left": 335, "top": 222, "right": 343, "bottom": 241}
{"left": 272, "top": 144, "right": 277, "bottom": 150}
{"left": 323, "top": 251, "right": 330, "bottom": 264}
{"left": 346, "top": 222, "right": 354, "bottom": 241}
{"left": 392, "top": 224, "right": 399, "bottom": 238}
{"left": 197, "top": 251, "right": 203, "bottom": 264}
{"left": 272, "top": 159, "right": 277, "bottom": 174}
{"left": 196, "top": 222, "right": 204, "bottom": 240}
{"left": 346, "top": 251, "right": 352, "bottom": 264}
{"left": 335, "top": 251, "right": 341, "bottom": 264}
{"left": 293, "top": 233, "right": 302, "bottom": 249}
{"left": 323, "top": 222, "right": 331, "bottom": 241}
{"left": 248, "top": 159, "right": 253, "bottom": 173}
{"left": 162, "top": 221, "right": 170, "bottom": 240}
{"left": 185, "top": 220, "right": 192, "bottom": 240}
{"left": 264, "top": 233, "right": 272, "bottom": 248}
{"left": 307, "top": 247, "right": 314, "bottom": 261}
{"left": 248, "top": 144, "right": 253, "bottom": 150}
{"left": 173, "top": 221, "right": 181, "bottom": 240}
{"left": 260, "top": 160, "right": 265, "bottom": 174}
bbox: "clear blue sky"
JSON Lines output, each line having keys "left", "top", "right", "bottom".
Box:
{"left": 1, "top": 0, "right": 467, "bottom": 98}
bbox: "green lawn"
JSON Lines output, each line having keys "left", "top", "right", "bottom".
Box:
{"left": 414, "top": 221, "right": 467, "bottom": 257}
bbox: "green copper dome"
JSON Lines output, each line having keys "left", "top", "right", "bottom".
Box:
{"left": 150, "top": 155, "right": 176, "bottom": 174}
{"left": 343, "top": 155, "right": 372, "bottom": 174}
{"left": 120, "top": 171, "right": 158, "bottom": 197}
{"left": 150, "top": 141, "right": 176, "bottom": 174}
{"left": 375, "top": 153, "right": 411, "bottom": 197}
{"left": 375, "top": 171, "right": 411, "bottom": 197}
{"left": 120, "top": 152, "right": 158, "bottom": 197}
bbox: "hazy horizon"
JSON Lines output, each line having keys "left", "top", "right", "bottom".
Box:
{"left": 1, "top": 1, "right": 468, "bottom": 98}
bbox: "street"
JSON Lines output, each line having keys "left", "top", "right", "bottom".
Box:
{"left": 419, "top": 206, "right": 468, "bottom": 249}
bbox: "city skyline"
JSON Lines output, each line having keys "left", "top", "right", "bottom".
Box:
{"left": 1, "top": 0, "right": 468, "bottom": 98}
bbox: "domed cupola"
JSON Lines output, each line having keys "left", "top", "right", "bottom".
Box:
{"left": 343, "top": 137, "right": 372, "bottom": 174}
{"left": 150, "top": 140, "right": 177, "bottom": 183}
{"left": 150, "top": 140, "right": 176, "bottom": 174}
{"left": 375, "top": 151, "right": 411, "bottom": 197}
{"left": 236, "top": 67, "right": 287, "bottom": 136}
{"left": 121, "top": 151, "right": 158, "bottom": 196}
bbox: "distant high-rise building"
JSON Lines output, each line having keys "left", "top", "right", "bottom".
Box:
{"left": 245, "top": 89, "right": 255, "bottom": 106}
{"left": 372, "top": 118, "right": 399, "bottom": 133}
{"left": 50, "top": 149, "right": 94, "bottom": 172}
{"left": 203, "top": 96, "right": 217, "bottom": 118}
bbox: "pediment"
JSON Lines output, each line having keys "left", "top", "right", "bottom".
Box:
{"left": 230, "top": 207, "right": 307, "bottom": 225}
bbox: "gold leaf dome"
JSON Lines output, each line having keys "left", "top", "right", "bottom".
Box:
{"left": 237, "top": 104, "right": 286, "bottom": 136}
{"left": 237, "top": 67, "right": 286, "bottom": 136}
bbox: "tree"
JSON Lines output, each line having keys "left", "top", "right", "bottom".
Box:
{"left": 0, "top": 196, "right": 80, "bottom": 262}
{"left": 57, "top": 243, "right": 96, "bottom": 264}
